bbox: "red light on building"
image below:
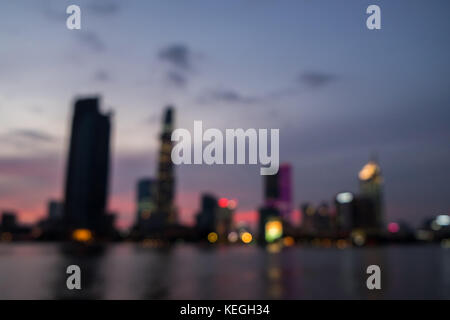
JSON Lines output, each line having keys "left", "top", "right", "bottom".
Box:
{"left": 388, "top": 222, "right": 399, "bottom": 233}
{"left": 218, "top": 198, "right": 228, "bottom": 208}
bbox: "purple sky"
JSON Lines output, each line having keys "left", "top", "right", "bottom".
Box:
{"left": 0, "top": 0, "right": 449, "bottom": 229}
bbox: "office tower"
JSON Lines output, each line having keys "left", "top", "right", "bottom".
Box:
{"left": 358, "top": 157, "right": 384, "bottom": 231}
{"left": 196, "top": 193, "right": 218, "bottom": 236}
{"left": 47, "top": 200, "right": 63, "bottom": 221}
{"left": 156, "top": 107, "right": 176, "bottom": 225}
{"left": 135, "top": 178, "right": 157, "bottom": 231}
{"left": 264, "top": 163, "right": 293, "bottom": 222}
{"left": 63, "top": 97, "right": 112, "bottom": 235}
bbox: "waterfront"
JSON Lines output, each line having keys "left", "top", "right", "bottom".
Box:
{"left": 0, "top": 243, "right": 448, "bottom": 299}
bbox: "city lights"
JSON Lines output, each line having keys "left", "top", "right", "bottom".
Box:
{"left": 388, "top": 222, "right": 400, "bottom": 233}
{"left": 265, "top": 219, "right": 283, "bottom": 243}
{"left": 228, "top": 231, "right": 238, "bottom": 243}
{"left": 241, "top": 232, "right": 253, "bottom": 244}
{"left": 227, "top": 199, "right": 237, "bottom": 210}
{"left": 436, "top": 215, "right": 450, "bottom": 226}
{"left": 358, "top": 161, "right": 379, "bottom": 181}
{"left": 218, "top": 198, "right": 228, "bottom": 208}
{"left": 207, "top": 232, "right": 218, "bottom": 243}
{"left": 336, "top": 192, "right": 354, "bottom": 204}
{"left": 72, "top": 229, "right": 93, "bottom": 242}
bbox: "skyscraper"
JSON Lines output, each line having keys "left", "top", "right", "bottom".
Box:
{"left": 63, "top": 97, "right": 112, "bottom": 236}
{"left": 264, "top": 163, "right": 293, "bottom": 223}
{"left": 156, "top": 107, "right": 176, "bottom": 226}
{"left": 358, "top": 157, "right": 384, "bottom": 231}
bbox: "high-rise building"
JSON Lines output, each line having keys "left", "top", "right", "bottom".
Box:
{"left": 264, "top": 163, "right": 293, "bottom": 223}
{"left": 156, "top": 107, "right": 176, "bottom": 226}
{"left": 63, "top": 97, "right": 112, "bottom": 236}
{"left": 135, "top": 178, "right": 157, "bottom": 231}
{"left": 358, "top": 158, "right": 384, "bottom": 231}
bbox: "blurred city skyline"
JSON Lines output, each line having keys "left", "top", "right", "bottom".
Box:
{"left": 0, "top": 0, "right": 449, "bottom": 229}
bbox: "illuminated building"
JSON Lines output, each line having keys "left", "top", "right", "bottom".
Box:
{"left": 156, "top": 107, "right": 176, "bottom": 226}
{"left": 358, "top": 157, "right": 384, "bottom": 231}
{"left": 264, "top": 163, "right": 293, "bottom": 223}
{"left": 63, "top": 97, "right": 112, "bottom": 236}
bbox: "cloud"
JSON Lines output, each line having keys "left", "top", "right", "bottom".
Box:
{"left": 201, "top": 88, "right": 258, "bottom": 104}
{"left": 158, "top": 44, "right": 193, "bottom": 70}
{"left": 76, "top": 31, "right": 106, "bottom": 52}
{"left": 6, "top": 129, "right": 55, "bottom": 143}
{"left": 298, "top": 71, "right": 338, "bottom": 88}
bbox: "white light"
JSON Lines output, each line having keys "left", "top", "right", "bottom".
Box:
{"left": 336, "top": 192, "right": 354, "bottom": 204}
{"left": 436, "top": 215, "right": 450, "bottom": 226}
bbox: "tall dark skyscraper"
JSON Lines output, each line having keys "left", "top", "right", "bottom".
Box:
{"left": 63, "top": 97, "right": 112, "bottom": 236}
{"left": 156, "top": 107, "right": 176, "bottom": 226}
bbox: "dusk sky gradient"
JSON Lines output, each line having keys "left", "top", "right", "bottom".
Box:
{"left": 0, "top": 0, "right": 449, "bottom": 229}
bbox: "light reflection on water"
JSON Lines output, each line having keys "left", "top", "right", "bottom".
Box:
{"left": 0, "top": 243, "right": 448, "bottom": 299}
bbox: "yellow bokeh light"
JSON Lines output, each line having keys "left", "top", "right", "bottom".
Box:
{"left": 207, "top": 232, "right": 218, "bottom": 243}
{"left": 72, "top": 229, "right": 93, "bottom": 242}
{"left": 359, "top": 161, "right": 379, "bottom": 181}
{"left": 283, "top": 236, "right": 295, "bottom": 247}
{"left": 241, "top": 232, "right": 253, "bottom": 244}
{"left": 265, "top": 220, "right": 283, "bottom": 243}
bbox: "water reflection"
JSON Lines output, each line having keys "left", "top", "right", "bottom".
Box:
{"left": 51, "top": 244, "right": 107, "bottom": 299}
{"left": 0, "top": 243, "right": 448, "bottom": 299}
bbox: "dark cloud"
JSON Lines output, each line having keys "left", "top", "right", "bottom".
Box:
{"left": 76, "top": 31, "right": 106, "bottom": 52}
{"left": 7, "top": 129, "right": 55, "bottom": 143}
{"left": 298, "top": 71, "right": 338, "bottom": 88}
{"left": 87, "top": 0, "right": 120, "bottom": 15}
{"left": 203, "top": 88, "right": 258, "bottom": 104}
{"left": 158, "top": 44, "right": 192, "bottom": 70}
